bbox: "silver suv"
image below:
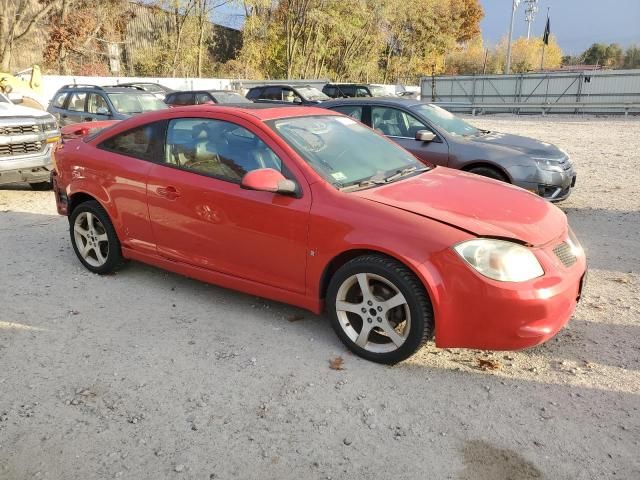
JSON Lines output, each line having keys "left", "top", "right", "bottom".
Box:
{"left": 0, "top": 93, "right": 59, "bottom": 190}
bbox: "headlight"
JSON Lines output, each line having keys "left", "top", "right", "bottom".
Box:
{"left": 38, "top": 114, "right": 58, "bottom": 133}
{"left": 453, "top": 239, "right": 544, "bottom": 282}
{"left": 533, "top": 157, "right": 564, "bottom": 172}
{"left": 567, "top": 227, "right": 583, "bottom": 257}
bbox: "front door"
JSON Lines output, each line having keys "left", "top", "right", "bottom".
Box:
{"left": 370, "top": 106, "right": 449, "bottom": 166}
{"left": 146, "top": 115, "right": 311, "bottom": 293}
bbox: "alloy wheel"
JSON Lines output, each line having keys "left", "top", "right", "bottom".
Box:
{"left": 335, "top": 272, "right": 411, "bottom": 353}
{"left": 73, "top": 211, "right": 110, "bottom": 268}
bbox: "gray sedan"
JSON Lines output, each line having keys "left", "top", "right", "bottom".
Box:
{"left": 321, "top": 98, "right": 576, "bottom": 201}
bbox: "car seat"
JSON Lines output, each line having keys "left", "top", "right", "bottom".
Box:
{"left": 379, "top": 109, "right": 403, "bottom": 137}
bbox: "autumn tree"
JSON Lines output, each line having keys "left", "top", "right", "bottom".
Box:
{"left": 0, "top": 0, "right": 61, "bottom": 71}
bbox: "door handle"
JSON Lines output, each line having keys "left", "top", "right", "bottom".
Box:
{"left": 83, "top": 117, "right": 94, "bottom": 122}
{"left": 157, "top": 186, "right": 181, "bottom": 200}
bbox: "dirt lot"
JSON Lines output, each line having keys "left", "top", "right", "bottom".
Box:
{"left": 1, "top": 115, "right": 639, "bottom": 480}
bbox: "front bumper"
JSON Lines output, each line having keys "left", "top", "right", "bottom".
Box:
{"left": 422, "top": 237, "right": 587, "bottom": 350}
{"left": 511, "top": 164, "right": 576, "bottom": 202}
{"left": 0, "top": 145, "right": 54, "bottom": 185}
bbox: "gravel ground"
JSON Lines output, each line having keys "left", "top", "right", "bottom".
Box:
{"left": 1, "top": 115, "right": 639, "bottom": 480}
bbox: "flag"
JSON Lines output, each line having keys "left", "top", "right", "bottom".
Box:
{"left": 542, "top": 17, "right": 551, "bottom": 45}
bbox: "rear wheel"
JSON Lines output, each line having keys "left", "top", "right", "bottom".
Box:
{"left": 326, "top": 255, "right": 434, "bottom": 364}
{"left": 69, "top": 200, "right": 123, "bottom": 274}
{"left": 30, "top": 181, "right": 52, "bottom": 191}
{"left": 468, "top": 166, "right": 508, "bottom": 183}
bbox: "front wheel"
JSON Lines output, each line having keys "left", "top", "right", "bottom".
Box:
{"left": 69, "top": 200, "right": 123, "bottom": 274}
{"left": 467, "top": 166, "right": 508, "bottom": 183}
{"left": 326, "top": 255, "right": 434, "bottom": 364}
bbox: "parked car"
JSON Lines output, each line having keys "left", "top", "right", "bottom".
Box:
{"left": 52, "top": 104, "right": 586, "bottom": 364}
{"left": 322, "top": 83, "right": 373, "bottom": 98}
{"left": 0, "top": 92, "right": 59, "bottom": 189}
{"left": 321, "top": 97, "right": 576, "bottom": 201}
{"left": 165, "top": 90, "right": 250, "bottom": 106}
{"left": 47, "top": 84, "right": 168, "bottom": 126}
{"left": 245, "top": 84, "right": 330, "bottom": 105}
{"left": 114, "top": 82, "right": 173, "bottom": 100}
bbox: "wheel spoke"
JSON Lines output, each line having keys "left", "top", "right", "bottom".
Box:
{"left": 356, "top": 273, "right": 371, "bottom": 299}
{"left": 382, "top": 292, "right": 407, "bottom": 311}
{"left": 381, "top": 321, "right": 405, "bottom": 347}
{"left": 336, "top": 300, "right": 363, "bottom": 315}
{"left": 85, "top": 212, "right": 94, "bottom": 231}
{"left": 94, "top": 246, "right": 107, "bottom": 264}
{"left": 96, "top": 232, "right": 108, "bottom": 243}
{"left": 80, "top": 240, "right": 92, "bottom": 258}
{"left": 74, "top": 224, "right": 89, "bottom": 238}
{"left": 355, "top": 323, "right": 373, "bottom": 348}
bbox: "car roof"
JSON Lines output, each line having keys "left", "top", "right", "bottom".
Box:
{"left": 321, "top": 97, "right": 425, "bottom": 108}
{"left": 325, "top": 83, "right": 369, "bottom": 86}
{"left": 170, "top": 90, "right": 241, "bottom": 95}
{"left": 248, "top": 84, "right": 313, "bottom": 90}
{"left": 58, "top": 85, "right": 154, "bottom": 94}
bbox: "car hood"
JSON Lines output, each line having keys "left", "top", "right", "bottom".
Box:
{"left": 0, "top": 101, "right": 50, "bottom": 119}
{"left": 353, "top": 168, "right": 565, "bottom": 246}
{"left": 467, "top": 131, "right": 564, "bottom": 158}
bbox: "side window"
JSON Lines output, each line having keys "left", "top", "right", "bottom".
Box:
{"left": 282, "top": 88, "right": 300, "bottom": 103}
{"left": 87, "top": 93, "right": 110, "bottom": 114}
{"left": 263, "top": 87, "right": 282, "bottom": 100}
{"left": 371, "top": 106, "right": 427, "bottom": 138}
{"left": 331, "top": 105, "right": 363, "bottom": 121}
{"left": 99, "top": 121, "right": 165, "bottom": 161}
{"left": 164, "top": 118, "right": 282, "bottom": 182}
{"left": 195, "top": 92, "right": 213, "bottom": 104}
{"left": 174, "top": 93, "right": 194, "bottom": 105}
{"left": 355, "top": 87, "right": 371, "bottom": 97}
{"left": 323, "top": 86, "right": 337, "bottom": 97}
{"left": 246, "top": 88, "right": 261, "bottom": 100}
{"left": 341, "top": 86, "right": 355, "bottom": 97}
{"left": 51, "top": 92, "right": 67, "bottom": 108}
{"left": 67, "top": 92, "right": 87, "bottom": 112}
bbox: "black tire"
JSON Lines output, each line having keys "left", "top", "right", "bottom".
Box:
{"left": 30, "top": 181, "right": 52, "bottom": 191}
{"left": 326, "top": 254, "right": 434, "bottom": 364}
{"left": 69, "top": 200, "right": 124, "bottom": 274}
{"left": 468, "top": 166, "right": 508, "bottom": 183}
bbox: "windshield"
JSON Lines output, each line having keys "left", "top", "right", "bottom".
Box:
{"left": 212, "top": 92, "right": 251, "bottom": 103}
{"left": 270, "top": 115, "right": 425, "bottom": 189}
{"left": 412, "top": 103, "right": 479, "bottom": 136}
{"left": 296, "top": 86, "right": 330, "bottom": 101}
{"left": 107, "top": 93, "right": 167, "bottom": 114}
{"left": 369, "top": 85, "right": 387, "bottom": 97}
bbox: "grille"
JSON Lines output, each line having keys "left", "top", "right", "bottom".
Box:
{"left": 0, "top": 124, "right": 39, "bottom": 135}
{"left": 0, "top": 141, "right": 45, "bottom": 157}
{"left": 553, "top": 242, "right": 577, "bottom": 267}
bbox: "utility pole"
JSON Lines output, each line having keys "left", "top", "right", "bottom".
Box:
{"left": 524, "top": 0, "right": 539, "bottom": 39}
{"left": 505, "top": 0, "right": 521, "bottom": 75}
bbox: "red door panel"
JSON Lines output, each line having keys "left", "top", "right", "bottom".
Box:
{"left": 146, "top": 164, "right": 311, "bottom": 294}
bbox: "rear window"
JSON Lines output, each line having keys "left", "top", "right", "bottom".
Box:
{"left": 98, "top": 121, "right": 166, "bottom": 160}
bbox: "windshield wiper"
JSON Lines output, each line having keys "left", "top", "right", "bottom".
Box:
{"left": 383, "top": 166, "right": 430, "bottom": 183}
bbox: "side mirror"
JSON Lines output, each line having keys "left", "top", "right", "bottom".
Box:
{"left": 96, "top": 106, "right": 110, "bottom": 115}
{"left": 241, "top": 168, "right": 297, "bottom": 195}
{"left": 415, "top": 130, "right": 436, "bottom": 142}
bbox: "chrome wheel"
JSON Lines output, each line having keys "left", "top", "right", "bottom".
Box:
{"left": 73, "top": 211, "right": 109, "bottom": 268}
{"left": 335, "top": 272, "right": 411, "bottom": 353}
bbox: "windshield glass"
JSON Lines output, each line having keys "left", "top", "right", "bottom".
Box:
{"left": 412, "top": 103, "right": 479, "bottom": 136}
{"left": 369, "top": 85, "right": 388, "bottom": 96}
{"left": 270, "top": 115, "right": 425, "bottom": 189}
{"left": 296, "top": 86, "right": 330, "bottom": 101}
{"left": 107, "top": 93, "right": 167, "bottom": 114}
{"left": 212, "top": 92, "right": 251, "bottom": 103}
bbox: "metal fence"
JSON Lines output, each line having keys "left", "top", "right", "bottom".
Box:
{"left": 421, "top": 70, "right": 640, "bottom": 115}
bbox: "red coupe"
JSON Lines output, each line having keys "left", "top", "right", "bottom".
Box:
{"left": 52, "top": 105, "right": 587, "bottom": 364}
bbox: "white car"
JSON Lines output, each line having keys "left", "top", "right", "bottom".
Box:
{"left": 0, "top": 93, "right": 59, "bottom": 189}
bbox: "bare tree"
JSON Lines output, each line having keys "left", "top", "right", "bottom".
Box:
{"left": 0, "top": 0, "right": 61, "bottom": 71}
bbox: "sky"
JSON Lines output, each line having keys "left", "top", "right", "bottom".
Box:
{"left": 480, "top": 0, "right": 640, "bottom": 54}
{"left": 213, "top": 0, "right": 640, "bottom": 56}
